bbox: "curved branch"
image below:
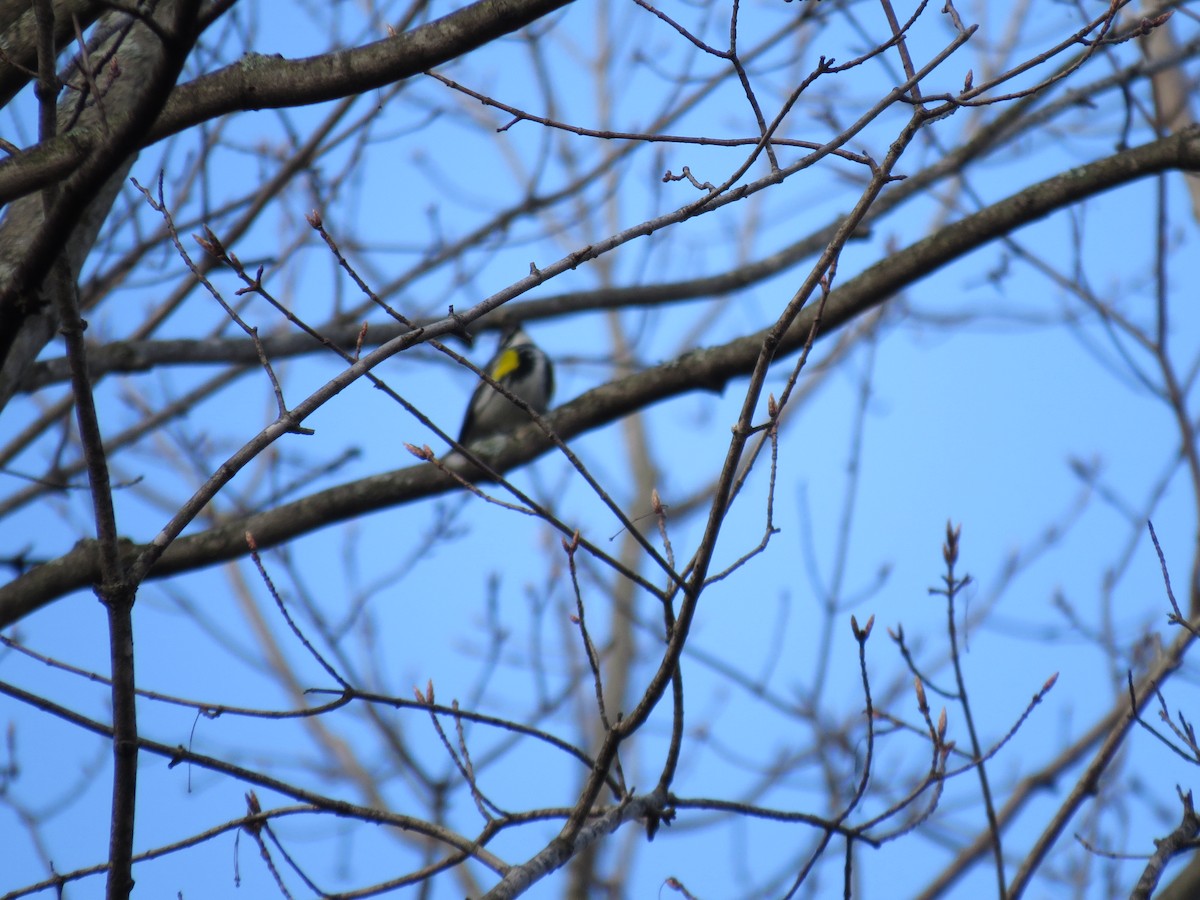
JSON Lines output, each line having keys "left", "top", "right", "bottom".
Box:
{"left": 2, "top": 127, "right": 1197, "bottom": 626}
{"left": 0, "top": 0, "right": 576, "bottom": 206}
{"left": 23, "top": 34, "right": 1200, "bottom": 394}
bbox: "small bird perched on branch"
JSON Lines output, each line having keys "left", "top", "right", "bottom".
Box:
{"left": 457, "top": 326, "right": 554, "bottom": 448}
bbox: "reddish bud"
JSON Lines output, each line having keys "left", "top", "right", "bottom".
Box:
{"left": 943, "top": 520, "right": 962, "bottom": 566}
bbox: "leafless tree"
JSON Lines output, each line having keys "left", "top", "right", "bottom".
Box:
{"left": 2, "top": 1, "right": 1200, "bottom": 898}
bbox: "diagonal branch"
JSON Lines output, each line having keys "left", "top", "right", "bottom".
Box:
{"left": 2, "top": 127, "right": 1198, "bottom": 627}
{"left": 0, "top": 0, "right": 578, "bottom": 207}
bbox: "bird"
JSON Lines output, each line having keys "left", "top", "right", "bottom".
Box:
{"left": 456, "top": 325, "right": 554, "bottom": 448}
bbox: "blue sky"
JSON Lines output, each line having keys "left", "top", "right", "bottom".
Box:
{"left": 3, "top": 2, "right": 1200, "bottom": 898}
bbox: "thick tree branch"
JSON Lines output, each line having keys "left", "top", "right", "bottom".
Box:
{"left": 21, "top": 37, "right": 1200, "bottom": 395}
{"left": 2, "top": 127, "right": 1197, "bottom": 627}
{"left": 0, "top": 0, "right": 103, "bottom": 110}
{"left": 0, "top": 2, "right": 205, "bottom": 403}
{"left": 0, "top": 0, "right": 576, "bottom": 207}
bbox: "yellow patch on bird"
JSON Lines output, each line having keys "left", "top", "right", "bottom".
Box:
{"left": 490, "top": 348, "right": 521, "bottom": 381}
